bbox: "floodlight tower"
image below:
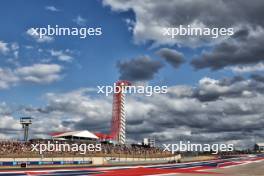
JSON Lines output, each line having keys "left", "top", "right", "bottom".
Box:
{"left": 20, "top": 117, "right": 32, "bottom": 141}
{"left": 111, "top": 80, "right": 131, "bottom": 144}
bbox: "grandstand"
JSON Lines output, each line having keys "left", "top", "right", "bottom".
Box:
{"left": 0, "top": 139, "right": 172, "bottom": 158}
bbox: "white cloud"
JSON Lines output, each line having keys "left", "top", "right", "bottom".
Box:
{"left": 198, "top": 77, "right": 229, "bottom": 95}
{"left": 15, "top": 64, "right": 63, "bottom": 84}
{"left": 0, "top": 103, "right": 21, "bottom": 139}
{"left": 0, "top": 68, "right": 19, "bottom": 89}
{"left": 230, "top": 62, "right": 264, "bottom": 73}
{"left": 0, "top": 115, "right": 20, "bottom": 131}
{"left": 50, "top": 50, "right": 73, "bottom": 62}
{"left": 73, "top": 15, "right": 87, "bottom": 26}
{"left": 0, "top": 103, "right": 24, "bottom": 139}
{"left": 0, "top": 64, "right": 63, "bottom": 89}
{"left": 0, "top": 102, "right": 10, "bottom": 114}
{"left": 0, "top": 41, "right": 19, "bottom": 58}
{"left": 26, "top": 28, "right": 54, "bottom": 43}
{"left": 45, "top": 6, "right": 60, "bottom": 12}
{"left": 167, "top": 85, "right": 193, "bottom": 97}
{"left": 0, "top": 41, "right": 10, "bottom": 54}
{"left": 10, "top": 43, "right": 19, "bottom": 58}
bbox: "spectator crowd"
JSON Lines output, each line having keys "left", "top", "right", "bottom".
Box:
{"left": 0, "top": 140, "right": 170, "bottom": 158}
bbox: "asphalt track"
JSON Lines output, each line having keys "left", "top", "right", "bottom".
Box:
{"left": 0, "top": 155, "right": 263, "bottom": 176}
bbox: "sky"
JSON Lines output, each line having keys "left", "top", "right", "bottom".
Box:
{"left": 0, "top": 0, "right": 264, "bottom": 149}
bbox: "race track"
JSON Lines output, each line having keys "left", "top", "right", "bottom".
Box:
{"left": 0, "top": 155, "right": 263, "bottom": 176}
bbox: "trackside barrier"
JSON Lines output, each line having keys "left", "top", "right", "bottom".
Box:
{"left": 0, "top": 155, "right": 181, "bottom": 166}
{"left": 0, "top": 160, "right": 92, "bottom": 166}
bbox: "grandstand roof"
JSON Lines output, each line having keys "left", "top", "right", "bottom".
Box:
{"left": 256, "top": 143, "right": 264, "bottom": 147}
{"left": 52, "top": 130, "right": 98, "bottom": 139}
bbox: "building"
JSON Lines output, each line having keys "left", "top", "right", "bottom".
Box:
{"left": 254, "top": 143, "right": 264, "bottom": 152}
{"left": 143, "top": 138, "right": 156, "bottom": 147}
{"left": 51, "top": 130, "right": 98, "bottom": 142}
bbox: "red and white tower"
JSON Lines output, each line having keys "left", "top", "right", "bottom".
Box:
{"left": 111, "top": 80, "right": 131, "bottom": 144}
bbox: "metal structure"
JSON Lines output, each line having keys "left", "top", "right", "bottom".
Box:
{"left": 20, "top": 117, "right": 32, "bottom": 141}
{"left": 111, "top": 80, "right": 131, "bottom": 144}
{"left": 143, "top": 137, "right": 156, "bottom": 147}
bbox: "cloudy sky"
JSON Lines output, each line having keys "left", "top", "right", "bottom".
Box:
{"left": 0, "top": 0, "right": 263, "bottom": 149}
